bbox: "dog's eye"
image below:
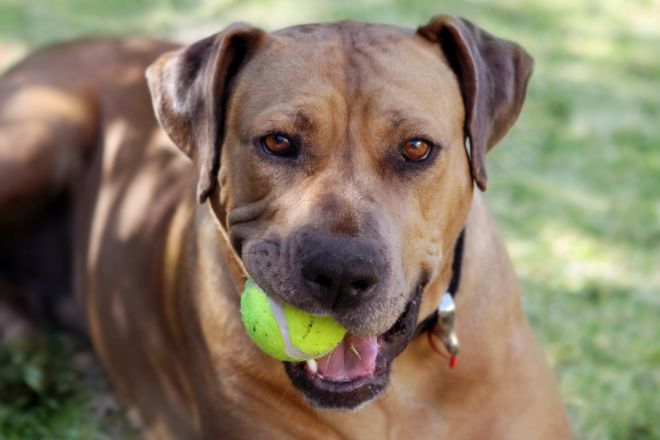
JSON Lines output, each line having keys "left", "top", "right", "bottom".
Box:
{"left": 401, "top": 139, "right": 432, "bottom": 162}
{"left": 262, "top": 133, "right": 294, "bottom": 156}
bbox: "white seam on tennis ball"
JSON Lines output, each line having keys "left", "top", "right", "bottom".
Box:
{"left": 266, "top": 295, "right": 310, "bottom": 360}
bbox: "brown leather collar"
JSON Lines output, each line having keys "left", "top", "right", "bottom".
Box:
{"left": 207, "top": 194, "right": 248, "bottom": 290}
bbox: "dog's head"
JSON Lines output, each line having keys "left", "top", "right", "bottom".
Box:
{"left": 146, "top": 16, "right": 533, "bottom": 410}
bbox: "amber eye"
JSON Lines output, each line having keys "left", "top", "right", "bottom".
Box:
{"left": 402, "top": 139, "right": 432, "bottom": 162}
{"left": 262, "top": 133, "right": 294, "bottom": 156}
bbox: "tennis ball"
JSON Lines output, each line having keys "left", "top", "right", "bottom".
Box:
{"left": 240, "top": 278, "right": 347, "bottom": 362}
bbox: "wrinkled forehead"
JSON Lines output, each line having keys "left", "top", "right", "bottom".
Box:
{"left": 230, "top": 21, "right": 463, "bottom": 133}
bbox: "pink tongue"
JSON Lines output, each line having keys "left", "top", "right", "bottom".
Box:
{"left": 315, "top": 334, "right": 378, "bottom": 381}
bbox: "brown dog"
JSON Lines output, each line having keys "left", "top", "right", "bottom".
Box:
{"left": 0, "top": 15, "right": 570, "bottom": 439}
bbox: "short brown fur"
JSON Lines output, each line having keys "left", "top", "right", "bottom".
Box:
{"left": 0, "top": 17, "right": 569, "bottom": 439}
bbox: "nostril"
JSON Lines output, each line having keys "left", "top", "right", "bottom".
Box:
{"left": 350, "top": 279, "right": 370, "bottom": 293}
{"left": 314, "top": 274, "right": 333, "bottom": 290}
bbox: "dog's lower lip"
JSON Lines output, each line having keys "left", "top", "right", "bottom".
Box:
{"left": 303, "top": 362, "right": 388, "bottom": 393}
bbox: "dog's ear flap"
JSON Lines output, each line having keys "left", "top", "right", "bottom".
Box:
{"left": 417, "top": 16, "right": 534, "bottom": 191}
{"left": 146, "top": 23, "right": 266, "bottom": 203}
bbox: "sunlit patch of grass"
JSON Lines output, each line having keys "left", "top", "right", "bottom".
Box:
{"left": 0, "top": 0, "right": 658, "bottom": 438}
{"left": 521, "top": 276, "right": 660, "bottom": 439}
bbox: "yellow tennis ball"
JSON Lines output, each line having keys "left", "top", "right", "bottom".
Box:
{"left": 240, "top": 278, "right": 347, "bottom": 362}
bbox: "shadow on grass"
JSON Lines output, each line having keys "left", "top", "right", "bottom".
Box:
{"left": 0, "top": 331, "right": 135, "bottom": 440}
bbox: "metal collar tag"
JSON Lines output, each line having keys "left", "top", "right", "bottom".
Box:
{"left": 435, "top": 292, "right": 460, "bottom": 360}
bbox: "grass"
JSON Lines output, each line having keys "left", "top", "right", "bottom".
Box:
{"left": 1, "top": 0, "right": 659, "bottom": 438}
{"left": 0, "top": 333, "right": 134, "bottom": 439}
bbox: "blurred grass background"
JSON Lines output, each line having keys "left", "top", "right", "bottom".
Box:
{"left": 0, "top": 0, "right": 658, "bottom": 438}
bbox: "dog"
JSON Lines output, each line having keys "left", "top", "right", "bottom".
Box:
{"left": 0, "top": 15, "right": 570, "bottom": 439}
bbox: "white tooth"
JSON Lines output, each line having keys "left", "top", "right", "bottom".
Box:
{"left": 306, "top": 358, "right": 318, "bottom": 374}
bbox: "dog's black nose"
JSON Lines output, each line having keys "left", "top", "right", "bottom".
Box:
{"left": 300, "top": 235, "right": 384, "bottom": 309}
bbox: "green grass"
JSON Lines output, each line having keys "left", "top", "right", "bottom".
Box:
{"left": 1, "top": 0, "right": 659, "bottom": 438}
{"left": 0, "top": 332, "right": 135, "bottom": 439}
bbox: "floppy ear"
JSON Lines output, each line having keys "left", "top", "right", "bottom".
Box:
{"left": 417, "top": 16, "right": 534, "bottom": 191}
{"left": 146, "top": 23, "right": 266, "bottom": 203}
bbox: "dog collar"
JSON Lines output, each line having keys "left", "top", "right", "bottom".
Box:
{"left": 415, "top": 228, "right": 465, "bottom": 368}
{"left": 208, "top": 195, "right": 250, "bottom": 289}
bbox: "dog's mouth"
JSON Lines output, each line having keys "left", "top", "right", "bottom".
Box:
{"left": 284, "top": 281, "right": 424, "bottom": 410}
